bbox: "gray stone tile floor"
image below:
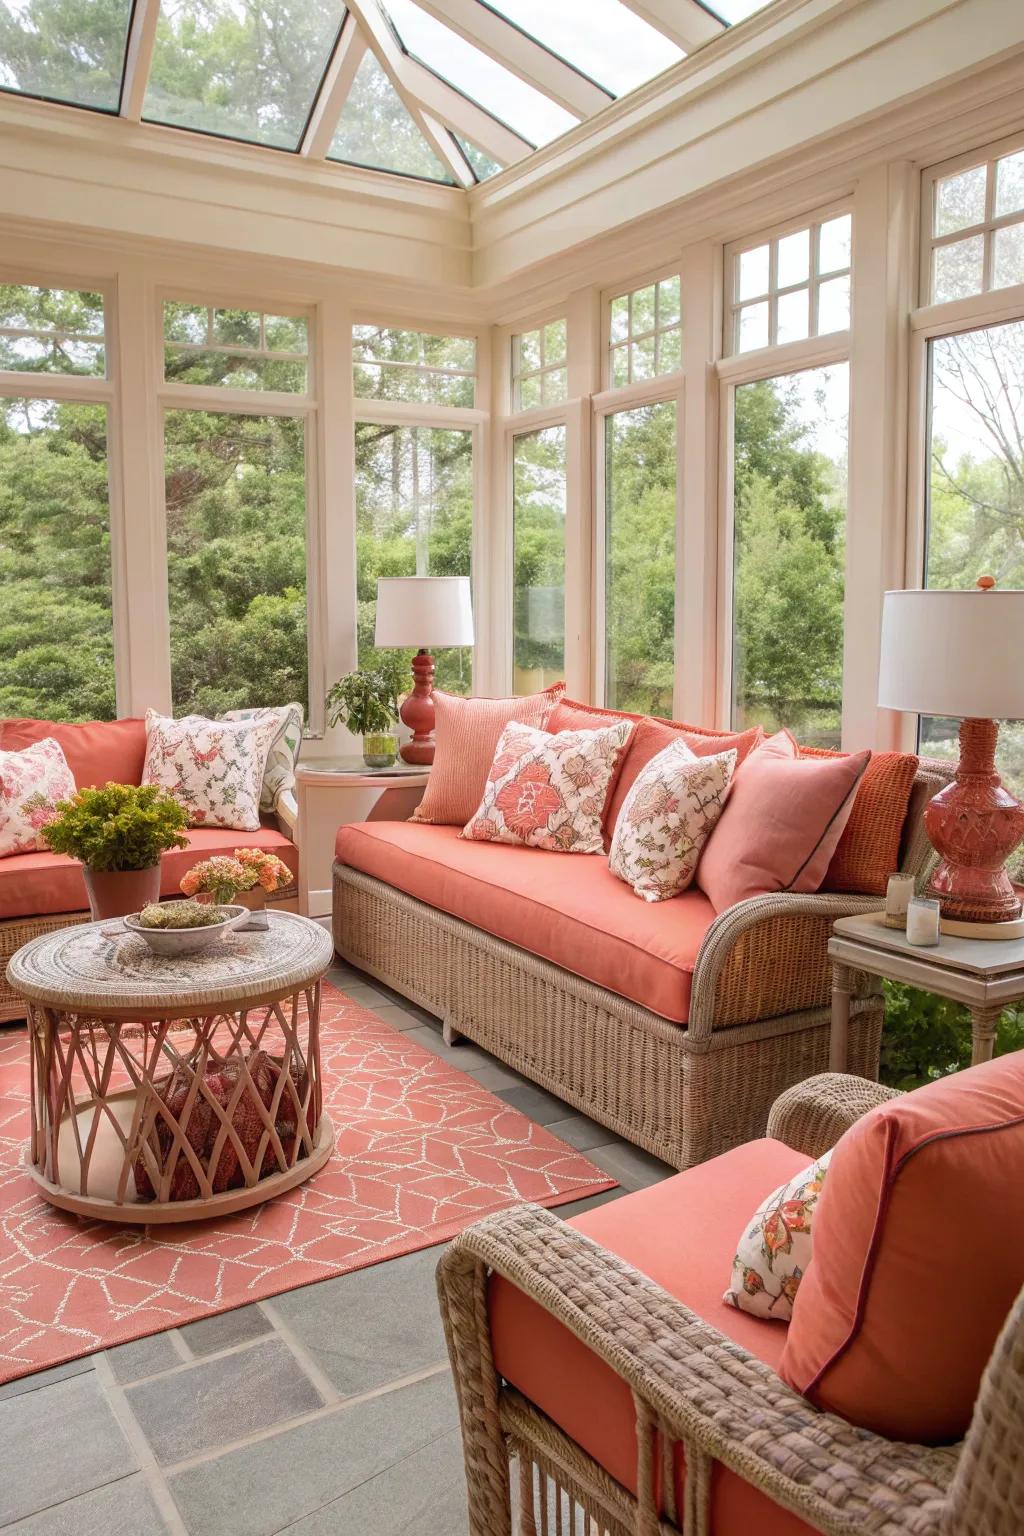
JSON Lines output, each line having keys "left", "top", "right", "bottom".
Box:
{"left": 1, "top": 963, "right": 675, "bottom": 1534}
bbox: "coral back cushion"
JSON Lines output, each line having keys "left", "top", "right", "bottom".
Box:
{"left": 0, "top": 717, "right": 148, "bottom": 789}
{"left": 697, "top": 733, "right": 869, "bottom": 913}
{"left": 781, "top": 1054, "right": 1024, "bottom": 1442}
{"left": 412, "top": 685, "right": 565, "bottom": 828}
{"left": 800, "top": 747, "right": 919, "bottom": 895}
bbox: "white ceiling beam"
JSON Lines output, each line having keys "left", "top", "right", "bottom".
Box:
{"left": 412, "top": 0, "right": 606, "bottom": 118}
{"left": 120, "top": 0, "right": 161, "bottom": 122}
{"left": 618, "top": 0, "right": 726, "bottom": 53}
{"left": 301, "top": 14, "right": 366, "bottom": 159}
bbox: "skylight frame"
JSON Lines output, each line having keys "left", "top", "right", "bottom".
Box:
{"left": 0, "top": 0, "right": 137, "bottom": 118}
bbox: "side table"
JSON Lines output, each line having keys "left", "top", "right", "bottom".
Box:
{"left": 829, "top": 911, "right": 1024, "bottom": 1073}
{"left": 296, "top": 757, "right": 429, "bottom": 918}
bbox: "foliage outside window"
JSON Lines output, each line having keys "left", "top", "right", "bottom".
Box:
{"left": 512, "top": 320, "right": 567, "bottom": 411}
{"left": 352, "top": 326, "right": 476, "bottom": 408}
{"left": 329, "top": 51, "right": 455, "bottom": 184}
{"left": 608, "top": 277, "right": 681, "bottom": 388}
{"left": 0, "top": 284, "right": 105, "bottom": 377}
{"left": 0, "top": 396, "right": 116, "bottom": 721}
{"left": 0, "top": 0, "right": 132, "bottom": 112}
{"left": 604, "top": 402, "right": 676, "bottom": 715}
{"left": 456, "top": 137, "right": 503, "bottom": 183}
{"left": 928, "top": 147, "right": 1024, "bottom": 304}
{"left": 730, "top": 214, "right": 852, "bottom": 354}
{"left": 355, "top": 422, "right": 473, "bottom": 694}
{"left": 513, "top": 426, "right": 566, "bottom": 693}
{"left": 164, "top": 302, "right": 308, "bottom": 392}
{"left": 731, "top": 363, "right": 849, "bottom": 748}
{"left": 164, "top": 409, "right": 309, "bottom": 716}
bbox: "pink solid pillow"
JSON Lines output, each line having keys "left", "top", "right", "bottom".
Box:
{"left": 696, "top": 731, "right": 869, "bottom": 913}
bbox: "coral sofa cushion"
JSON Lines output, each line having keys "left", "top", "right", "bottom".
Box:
{"left": 800, "top": 747, "right": 920, "bottom": 895}
{"left": 412, "top": 685, "right": 565, "bottom": 828}
{"left": 490, "top": 1139, "right": 817, "bottom": 1535}
{"left": 0, "top": 717, "right": 147, "bottom": 789}
{"left": 697, "top": 733, "right": 869, "bottom": 913}
{"left": 781, "top": 1053, "right": 1024, "bottom": 1443}
{"left": 336, "top": 820, "right": 714, "bottom": 1023}
{"left": 0, "top": 826, "right": 296, "bottom": 920}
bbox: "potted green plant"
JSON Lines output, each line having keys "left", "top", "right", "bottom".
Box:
{"left": 43, "top": 783, "right": 190, "bottom": 920}
{"left": 326, "top": 660, "right": 406, "bottom": 767}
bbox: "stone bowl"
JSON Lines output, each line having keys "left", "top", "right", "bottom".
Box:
{"left": 122, "top": 905, "right": 249, "bottom": 957}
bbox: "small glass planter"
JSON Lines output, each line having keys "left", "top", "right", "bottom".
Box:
{"left": 362, "top": 733, "right": 398, "bottom": 769}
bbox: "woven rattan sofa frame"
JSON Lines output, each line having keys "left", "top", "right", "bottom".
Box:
{"left": 436, "top": 1073, "right": 1024, "bottom": 1536}
{"left": 333, "top": 764, "right": 951, "bottom": 1171}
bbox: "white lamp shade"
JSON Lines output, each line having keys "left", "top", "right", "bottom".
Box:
{"left": 878, "top": 588, "right": 1024, "bottom": 719}
{"left": 374, "top": 576, "right": 474, "bottom": 650}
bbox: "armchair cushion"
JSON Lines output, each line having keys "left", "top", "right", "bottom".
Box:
{"left": 0, "top": 716, "right": 147, "bottom": 789}
{"left": 781, "top": 1052, "right": 1024, "bottom": 1443}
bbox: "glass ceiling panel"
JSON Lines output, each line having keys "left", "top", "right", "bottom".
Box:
{"left": 482, "top": 0, "right": 683, "bottom": 98}
{"left": 329, "top": 50, "right": 454, "bottom": 183}
{"left": 0, "top": 0, "right": 133, "bottom": 111}
{"left": 144, "top": 0, "right": 346, "bottom": 151}
{"left": 706, "top": 0, "right": 776, "bottom": 21}
{"left": 382, "top": 0, "right": 574, "bottom": 147}
{"left": 457, "top": 135, "right": 503, "bottom": 182}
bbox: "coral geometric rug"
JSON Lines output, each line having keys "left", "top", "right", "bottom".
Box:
{"left": 0, "top": 984, "right": 615, "bottom": 1387}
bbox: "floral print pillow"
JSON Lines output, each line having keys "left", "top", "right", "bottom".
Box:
{"left": 0, "top": 738, "right": 76, "bottom": 858}
{"left": 142, "top": 712, "right": 279, "bottom": 832}
{"left": 222, "top": 703, "right": 304, "bottom": 812}
{"left": 609, "top": 741, "right": 736, "bottom": 902}
{"left": 461, "top": 720, "right": 634, "bottom": 854}
{"left": 724, "top": 1150, "right": 833, "bottom": 1322}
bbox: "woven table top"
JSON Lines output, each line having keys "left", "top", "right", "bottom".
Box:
{"left": 6, "top": 911, "right": 334, "bottom": 1013}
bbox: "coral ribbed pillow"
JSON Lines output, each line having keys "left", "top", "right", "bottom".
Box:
{"left": 0, "top": 716, "right": 147, "bottom": 789}
{"left": 412, "top": 684, "right": 565, "bottom": 828}
{"left": 800, "top": 746, "right": 919, "bottom": 894}
{"left": 781, "top": 1053, "right": 1024, "bottom": 1443}
{"left": 696, "top": 732, "right": 869, "bottom": 913}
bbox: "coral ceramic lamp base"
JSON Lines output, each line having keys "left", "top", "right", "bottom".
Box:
{"left": 399, "top": 648, "right": 436, "bottom": 765}
{"left": 924, "top": 717, "right": 1024, "bottom": 923}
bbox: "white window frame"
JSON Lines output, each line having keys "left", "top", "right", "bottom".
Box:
{"left": 510, "top": 315, "right": 568, "bottom": 413}
{"left": 725, "top": 202, "right": 853, "bottom": 358}
{"left": 605, "top": 268, "right": 683, "bottom": 392}
{"left": 351, "top": 320, "right": 479, "bottom": 410}
{"left": 920, "top": 129, "right": 1024, "bottom": 309}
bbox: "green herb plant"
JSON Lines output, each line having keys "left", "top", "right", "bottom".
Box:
{"left": 43, "top": 783, "right": 189, "bottom": 872}
{"left": 325, "top": 658, "right": 406, "bottom": 737}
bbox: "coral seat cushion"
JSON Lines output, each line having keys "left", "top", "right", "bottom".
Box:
{"left": 336, "top": 820, "right": 713, "bottom": 1023}
{"left": 781, "top": 1053, "right": 1024, "bottom": 1443}
{"left": 801, "top": 747, "right": 920, "bottom": 895}
{"left": 0, "top": 717, "right": 147, "bottom": 790}
{"left": 490, "top": 1139, "right": 816, "bottom": 1535}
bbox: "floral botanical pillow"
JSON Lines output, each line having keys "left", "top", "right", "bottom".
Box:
{"left": 142, "top": 712, "right": 279, "bottom": 832}
{"left": 461, "top": 720, "right": 634, "bottom": 854}
{"left": 222, "top": 703, "right": 303, "bottom": 812}
{"left": 0, "top": 738, "right": 76, "bottom": 858}
{"left": 608, "top": 741, "right": 736, "bottom": 902}
{"left": 723, "top": 1150, "right": 833, "bottom": 1322}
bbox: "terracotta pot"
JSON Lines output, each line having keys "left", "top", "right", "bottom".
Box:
{"left": 234, "top": 886, "right": 269, "bottom": 930}
{"left": 83, "top": 865, "right": 162, "bottom": 922}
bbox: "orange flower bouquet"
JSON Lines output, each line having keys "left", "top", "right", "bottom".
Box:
{"left": 180, "top": 848, "right": 292, "bottom": 929}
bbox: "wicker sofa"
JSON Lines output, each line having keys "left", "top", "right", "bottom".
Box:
{"left": 0, "top": 715, "right": 299, "bottom": 1023}
{"left": 333, "top": 723, "right": 951, "bottom": 1169}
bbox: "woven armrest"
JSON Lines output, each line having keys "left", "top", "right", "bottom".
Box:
{"left": 438, "top": 1203, "right": 956, "bottom": 1536}
{"left": 767, "top": 1072, "right": 902, "bottom": 1156}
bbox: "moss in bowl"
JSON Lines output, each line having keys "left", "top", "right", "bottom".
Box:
{"left": 125, "top": 902, "right": 246, "bottom": 956}
{"left": 137, "top": 900, "right": 227, "bottom": 930}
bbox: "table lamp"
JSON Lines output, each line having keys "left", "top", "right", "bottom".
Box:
{"left": 374, "top": 576, "right": 474, "bottom": 765}
{"left": 878, "top": 579, "right": 1024, "bottom": 924}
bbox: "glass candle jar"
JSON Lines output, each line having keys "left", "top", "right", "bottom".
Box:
{"left": 884, "top": 872, "right": 916, "bottom": 929}
{"left": 906, "top": 896, "right": 941, "bottom": 947}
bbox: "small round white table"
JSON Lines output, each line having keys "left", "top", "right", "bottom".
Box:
{"left": 7, "top": 911, "right": 334, "bottom": 1224}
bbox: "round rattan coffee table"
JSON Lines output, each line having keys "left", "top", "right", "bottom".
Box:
{"left": 7, "top": 911, "right": 335, "bottom": 1224}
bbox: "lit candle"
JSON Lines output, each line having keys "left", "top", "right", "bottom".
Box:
{"left": 884, "top": 873, "right": 916, "bottom": 929}
{"left": 906, "top": 896, "right": 940, "bottom": 947}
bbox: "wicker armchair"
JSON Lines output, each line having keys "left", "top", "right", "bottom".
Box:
{"left": 437, "top": 1074, "right": 1024, "bottom": 1536}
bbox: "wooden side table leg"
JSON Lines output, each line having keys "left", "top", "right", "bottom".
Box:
{"left": 968, "top": 1003, "right": 1000, "bottom": 1066}
{"left": 830, "top": 961, "right": 853, "bottom": 1073}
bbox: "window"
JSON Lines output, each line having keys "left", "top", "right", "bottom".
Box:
{"left": 0, "top": 284, "right": 105, "bottom": 377}
{"left": 0, "top": 0, "right": 133, "bottom": 112}
{"left": 512, "top": 320, "right": 567, "bottom": 410}
{"left": 482, "top": 0, "right": 682, "bottom": 97}
{"left": 730, "top": 214, "right": 852, "bottom": 354}
{"left": 457, "top": 137, "right": 503, "bottom": 183}
{"left": 163, "top": 303, "right": 308, "bottom": 392}
{"left": 608, "top": 277, "right": 681, "bottom": 387}
{"left": 144, "top": 0, "right": 346, "bottom": 151}
{"left": 0, "top": 397, "right": 115, "bottom": 720}
{"left": 354, "top": 422, "right": 473, "bottom": 692}
{"left": 164, "top": 410, "right": 309, "bottom": 716}
{"left": 604, "top": 402, "right": 676, "bottom": 714}
{"left": 352, "top": 326, "right": 476, "bottom": 407}
{"left": 513, "top": 426, "right": 566, "bottom": 693}
{"left": 329, "top": 52, "right": 455, "bottom": 184}
{"left": 731, "top": 363, "right": 849, "bottom": 746}
{"left": 927, "top": 147, "right": 1024, "bottom": 303}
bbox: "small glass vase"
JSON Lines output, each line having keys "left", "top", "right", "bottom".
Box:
{"left": 362, "top": 733, "right": 398, "bottom": 769}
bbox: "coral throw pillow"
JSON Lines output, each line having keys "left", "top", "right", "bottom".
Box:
{"left": 412, "top": 684, "right": 565, "bottom": 828}
{"left": 800, "top": 746, "right": 920, "bottom": 895}
{"left": 0, "top": 716, "right": 147, "bottom": 789}
{"left": 222, "top": 703, "right": 304, "bottom": 812}
{"left": 142, "top": 712, "right": 278, "bottom": 832}
{"left": 697, "top": 732, "right": 869, "bottom": 913}
{"left": 609, "top": 741, "right": 736, "bottom": 901}
{"left": 462, "top": 720, "right": 633, "bottom": 853}
{"left": 0, "top": 738, "right": 76, "bottom": 857}
{"left": 724, "top": 1150, "right": 833, "bottom": 1323}
{"left": 607, "top": 718, "right": 762, "bottom": 837}
{"left": 781, "top": 1053, "right": 1024, "bottom": 1443}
